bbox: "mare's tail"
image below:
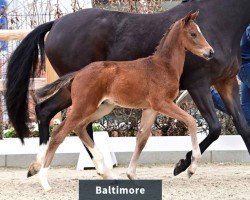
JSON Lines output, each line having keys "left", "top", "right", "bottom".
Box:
{"left": 5, "top": 21, "right": 54, "bottom": 143}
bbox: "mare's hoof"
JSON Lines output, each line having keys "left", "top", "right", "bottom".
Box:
{"left": 173, "top": 159, "right": 185, "bottom": 176}
{"left": 27, "top": 162, "right": 41, "bottom": 178}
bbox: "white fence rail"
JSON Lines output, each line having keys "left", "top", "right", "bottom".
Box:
{"left": 0, "top": 135, "right": 249, "bottom": 167}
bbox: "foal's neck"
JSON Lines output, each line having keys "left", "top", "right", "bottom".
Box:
{"left": 155, "top": 24, "right": 186, "bottom": 77}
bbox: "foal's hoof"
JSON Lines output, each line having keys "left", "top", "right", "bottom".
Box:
{"left": 187, "top": 169, "right": 195, "bottom": 178}
{"left": 98, "top": 171, "right": 121, "bottom": 180}
{"left": 173, "top": 159, "right": 185, "bottom": 176}
{"left": 27, "top": 162, "right": 41, "bottom": 178}
{"left": 127, "top": 172, "right": 137, "bottom": 180}
{"left": 43, "top": 185, "right": 52, "bottom": 192}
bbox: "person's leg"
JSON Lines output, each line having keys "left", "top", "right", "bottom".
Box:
{"left": 240, "top": 82, "right": 250, "bottom": 125}
{"left": 238, "top": 63, "right": 250, "bottom": 125}
{"left": 211, "top": 88, "right": 228, "bottom": 114}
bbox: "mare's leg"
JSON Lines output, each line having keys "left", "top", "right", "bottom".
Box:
{"left": 127, "top": 109, "right": 157, "bottom": 180}
{"left": 174, "top": 84, "right": 221, "bottom": 176}
{"left": 153, "top": 102, "right": 201, "bottom": 177}
{"left": 215, "top": 77, "right": 250, "bottom": 152}
{"left": 36, "top": 88, "right": 71, "bottom": 145}
{"left": 76, "top": 102, "right": 119, "bottom": 179}
{"left": 39, "top": 103, "right": 98, "bottom": 191}
{"left": 28, "top": 88, "right": 94, "bottom": 177}
{"left": 27, "top": 88, "right": 71, "bottom": 177}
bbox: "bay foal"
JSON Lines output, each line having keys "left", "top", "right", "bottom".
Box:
{"left": 33, "top": 11, "right": 214, "bottom": 190}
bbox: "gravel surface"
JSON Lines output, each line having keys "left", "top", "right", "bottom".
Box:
{"left": 0, "top": 163, "right": 249, "bottom": 200}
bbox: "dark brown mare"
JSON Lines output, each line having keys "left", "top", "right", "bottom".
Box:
{"left": 5, "top": 0, "right": 250, "bottom": 177}
{"left": 31, "top": 12, "right": 213, "bottom": 190}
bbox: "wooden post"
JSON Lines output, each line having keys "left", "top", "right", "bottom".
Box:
{"left": 45, "top": 56, "right": 61, "bottom": 120}
{"left": 45, "top": 57, "right": 59, "bottom": 83}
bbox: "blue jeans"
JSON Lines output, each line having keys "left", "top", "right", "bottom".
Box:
{"left": 211, "top": 63, "right": 250, "bottom": 125}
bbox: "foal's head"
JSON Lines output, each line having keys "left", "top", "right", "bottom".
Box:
{"left": 179, "top": 11, "right": 214, "bottom": 60}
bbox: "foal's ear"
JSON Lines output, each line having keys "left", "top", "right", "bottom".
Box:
{"left": 182, "top": 10, "right": 199, "bottom": 25}
{"left": 190, "top": 10, "right": 199, "bottom": 20}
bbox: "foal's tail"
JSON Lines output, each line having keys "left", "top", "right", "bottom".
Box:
{"left": 36, "top": 72, "right": 77, "bottom": 99}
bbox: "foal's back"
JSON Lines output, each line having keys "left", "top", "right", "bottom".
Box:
{"left": 72, "top": 54, "right": 178, "bottom": 109}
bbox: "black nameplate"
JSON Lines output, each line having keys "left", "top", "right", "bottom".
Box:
{"left": 79, "top": 180, "right": 162, "bottom": 200}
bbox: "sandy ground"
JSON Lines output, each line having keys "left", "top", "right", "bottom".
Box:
{"left": 0, "top": 163, "right": 249, "bottom": 200}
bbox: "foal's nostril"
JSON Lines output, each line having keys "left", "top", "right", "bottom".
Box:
{"left": 203, "top": 49, "right": 214, "bottom": 60}
{"left": 209, "top": 49, "right": 214, "bottom": 58}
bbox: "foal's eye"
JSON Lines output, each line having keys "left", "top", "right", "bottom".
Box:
{"left": 190, "top": 32, "right": 197, "bottom": 38}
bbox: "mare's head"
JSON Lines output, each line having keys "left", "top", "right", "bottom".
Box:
{"left": 179, "top": 11, "right": 214, "bottom": 60}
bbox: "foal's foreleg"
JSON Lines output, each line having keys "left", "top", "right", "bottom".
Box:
{"left": 127, "top": 109, "right": 157, "bottom": 180}
{"left": 78, "top": 127, "right": 120, "bottom": 179}
{"left": 154, "top": 102, "right": 201, "bottom": 177}
{"left": 174, "top": 85, "right": 221, "bottom": 176}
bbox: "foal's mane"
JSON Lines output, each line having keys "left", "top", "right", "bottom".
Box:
{"left": 182, "top": 0, "right": 192, "bottom": 3}
{"left": 154, "top": 22, "right": 175, "bottom": 54}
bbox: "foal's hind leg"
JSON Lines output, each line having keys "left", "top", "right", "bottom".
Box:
{"left": 28, "top": 88, "right": 95, "bottom": 178}
{"left": 38, "top": 120, "right": 68, "bottom": 191}
{"left": 153, "top": 102, "right": 201, "bottom": 177}
{"left": 127, "top": 109, "right": 157, "bottom": 180}
{"left": 76, "top": 103, "right": 120, "bottom": 179}
{"left": 38, "top": 105, "right": 97, "bottom": 190}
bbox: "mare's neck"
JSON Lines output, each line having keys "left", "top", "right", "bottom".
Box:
{"left": 159, "top": 0, "right": 250, "bottom": 51}
{"left": 155, "top": 25, "right": 186, "bottom": 77}
{"left": 209, "top": 0, "right": 250, "bottom": 47}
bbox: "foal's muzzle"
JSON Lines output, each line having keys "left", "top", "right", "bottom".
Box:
{"left": 203, "top": 48, "right": 214, "bottom": 60}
